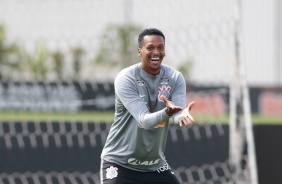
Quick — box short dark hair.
[138,28,165,48]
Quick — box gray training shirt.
[101,63,187,172]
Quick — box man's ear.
[138,48,142,57]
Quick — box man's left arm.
[167,73,195,126]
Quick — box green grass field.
[0,111,281,124]
[0,111,115,122]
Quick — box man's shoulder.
[115,64,138,82]
[161,64,174,70]
[161,64,181,75]
[119,63,138,74]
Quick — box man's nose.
[153,49,160,55]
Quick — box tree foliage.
[19,42,50,80]
[93,23,142,68]
[0,24,21,79]
[177,59,193,82]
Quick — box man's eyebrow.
[146,43,164,46]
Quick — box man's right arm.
[114,71,170,129]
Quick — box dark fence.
[1,81,282,183]
[0,121,281,183]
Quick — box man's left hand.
[178,101,195,127]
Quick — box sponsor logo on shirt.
[156,163,171,173]
[128,158,160,165]
[137,79,145,86]
[138,121,165,129]
[160,77,169,85]
[139,94,147,104]
[154,121,165,128]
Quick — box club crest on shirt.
[158,85,171,101]
[106,166,118,179]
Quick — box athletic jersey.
[100,63,187,172]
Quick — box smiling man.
[138,31,165,75]
[100,28,195,184]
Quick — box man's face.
[138,35,165,75]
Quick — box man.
[100,28,195,184]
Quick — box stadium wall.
[1,81,282,115]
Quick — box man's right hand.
[160,95,183,116]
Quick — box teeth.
[151,58,159,61]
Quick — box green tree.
[0,24,21,80]
[51,51,64,80]
[71,46,85,80]
[20,41,50,80]
[93,23,142,68]
[177,59,193,82]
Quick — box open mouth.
[151,57,160,62]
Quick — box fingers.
[181,106,195,122]
[187,101,195,111]
[178,116,194,127]
[179,121,184,127]
[179,101,196,127]
[160,95,168,103]
[187,112,195,122]
[166,106,183,116]
[186,101,195,122]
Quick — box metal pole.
[230,0,259,183]
[274,0,282,85]
[237,0,258,183]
